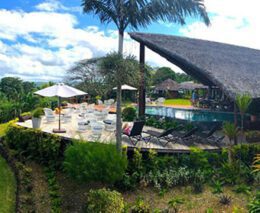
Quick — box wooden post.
[139,43,145,118]
[234,101,238,145]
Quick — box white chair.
[77,120,89,132]
[101,107,110,119]
[97,100,103,105]
[108,99,114,104]
[62,108,73,123]
[91,124,103,140]
[43,108,55,122]
[94,110,104,120]
[104,119,116,132]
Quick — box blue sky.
[0,0,259,81]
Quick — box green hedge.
[4,124,62,166]
[64,142,127,184]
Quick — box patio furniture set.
[43,101,116,140]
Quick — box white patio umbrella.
[34,83,87,133]
[113,84,137,91]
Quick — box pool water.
[145,106,242,122]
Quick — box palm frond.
[236,93,252,114]
[81,0,210,30]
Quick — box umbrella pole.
[53,96,66,133]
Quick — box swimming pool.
[145,106,242,122]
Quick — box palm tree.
[99,52,139,152]
[236,93,252,132]
[81,0,210,152]
[223,122,238,164]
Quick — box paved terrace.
[16,111,223,154]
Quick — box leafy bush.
[85,188,124,213]
[32,107,44,118]
[131,197,150,213]
[122,106,137,121]
[168,197,184,213]
[248,191,260,213]
[211,180,223,194]
[233,184,251,195]
[5,124,62,166]
[64,142,127,184]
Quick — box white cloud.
[0,4,184,82]
[180,0,260,49]
[35,0,81,13]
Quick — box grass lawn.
[0,156,16,213]
[164,98,191,106]
[0,122,10,137]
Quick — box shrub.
[122,106,137,121]
[31,107,44,118]
[211,180,223,194]
[131,197,150,213]
[233,184,251,195]
[192,171,205,193]
[248,191,260,213]
[188,147,210,170]
[5,124,62,166]
[168,197,184,213]
[63,142,127,184]
[85,188,124,213]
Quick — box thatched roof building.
[178,81,208,90]
[155,79,179,91]
[129,33,260,100]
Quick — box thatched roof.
[178,81,208,90]
[129,32,260,100]
[155,79,179,91]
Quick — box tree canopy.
[153,67,193,85]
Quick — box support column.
[138,43,145,118]
[234,101,238,145]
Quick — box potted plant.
[32,107,44,128]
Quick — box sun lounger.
[143,126,183,147]
[123,121,145,146]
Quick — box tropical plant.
[219,194,232,205]
[248,191,260,213]
[82,0,209,54]
[223,122,238,164]
[233,184,251,195]
[252,154,260,172]
[211,180,223,194]
[131,196,150,213]
[86,188,124,213]
[236,93,252,131]
[168,197,185,213]
[98,52,139,152]
[31,107,44,118]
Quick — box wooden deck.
[17,111,225,154]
